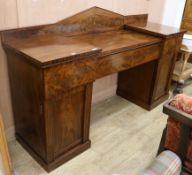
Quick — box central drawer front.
[96,44,161,78]
[44,43,161,100]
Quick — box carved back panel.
[1,7,148,42]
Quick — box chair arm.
[163,101,192,127]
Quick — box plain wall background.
[0,0,186,142]
[162,0,186,27]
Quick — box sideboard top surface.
[126,22,186,38]
[1,6,185,67]
[2,30,161,65]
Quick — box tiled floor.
[9,82,192,175]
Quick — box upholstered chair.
[141,150,182,175]
[142,94,192,175]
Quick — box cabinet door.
[44,82,92,161]
[52,87,86,157]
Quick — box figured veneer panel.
[152,36,184,101]
[124,14,148,26]
[42,7,125,35]
[45,86,85,158]
[44,57,98,100]
[96,44,161,79]
[44,44,161,99]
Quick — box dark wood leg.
[179,125,192,174]
[173,80,184,95]
[177,124,191,162]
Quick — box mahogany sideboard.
[1,7,185,172]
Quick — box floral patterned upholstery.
[165,94,192,170]
[170,94,192,114]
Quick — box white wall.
[0,0,18,141]
[148,0,166,24]
[0,0,150,141]
[162,0,186,28]
[16,0,149,27]
[148,0,186,27]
